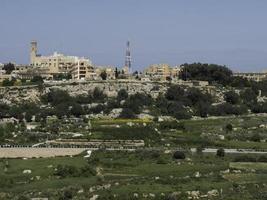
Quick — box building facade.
[143,64,181,81]
[30,41,93,76]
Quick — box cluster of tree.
[54,164,96,178]
[179,63,233,85]
[3,63,15,74]
[178,63,264,89]
[0,124,15,142]
[120,92,153,118]
[156,85,213,119]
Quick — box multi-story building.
[71,59,96,80]
[233,72,267,82]
[143,64,181,81]
[30,41,93,76]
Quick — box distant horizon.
[1,0,267,72]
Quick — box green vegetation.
[0,150,267,199]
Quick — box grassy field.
[0,150,266,199]
[230,162,267,171]
[1,116,267,199]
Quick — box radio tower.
[125,41,132,73]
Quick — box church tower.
[30,40,37,65]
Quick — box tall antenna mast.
[125,41,132,71]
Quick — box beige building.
[143,64,181,81]
[30,41,93,76]
[71,59,96,80]
[95,66,116,80]
[233,72,267,82]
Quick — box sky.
[0,0,267,72]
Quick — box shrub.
[156,157,168,164]
[258,155,267,162]
[251,133,261,142]
[225,123,233,132]
[117,89,128,101]
[173,151,186,159]
[119,108,136,119]
[54,165,79,178]
[224,91,239,104]
[216,148,225,157]
[159,121,185,130]
[234,155,257,162]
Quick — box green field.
[0,150,267,199]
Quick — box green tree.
[115,67,119,79]
[100,70,107,80]
[179,63,233,86]
[165,85,185,101]
[3,63,15,74]
[119,108,136,119]
[224,91,240,104]
[216,148,225,157]
[117,89,128,101]
[225,123,233,133]
[240,88,257,105]
[70,103,84,117]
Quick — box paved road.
[191,148,267,154]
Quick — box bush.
[225,123,233,132]
[216,148,225,157]
[234,155,257,162]
[173,151,186,159]
[119,108,136,119]
[54,165,79,178]
[251,133,261,142]
[179,63,233,86]
[224,91,239,104]
[117,89,128,101]
[258,155,267,162]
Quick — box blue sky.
[0,0,267,72]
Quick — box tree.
[2,78,15,86]
[3,63,15,74]
[240,88,257,105]
[165,85,185,101]
[224,91,239,104]
[251,133,261,142]
[70,103,84,117]
[117,89,128,101]
[100,70,107,80]
[195,101,210,117]
[173,151,186,159]
[92,87,106,102]
[179,63,233,86]
[216,148,225,157]
[115,67,119,79]
[225,123,233,133]
[42,89,73,106]
[119,108,135,119]
[167,101,191,120]
[186,87,212,106]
